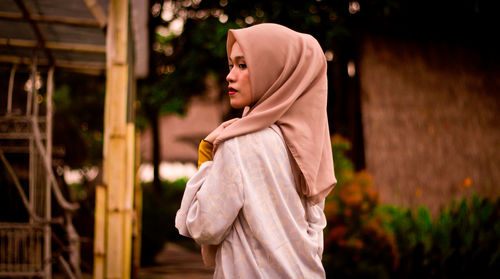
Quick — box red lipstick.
[228,86,238,96]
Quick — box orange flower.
[356,170,374,187]
[331,134,351,147]
[415,188,422,197]
[347,238,364,250]
[361,201,370,212]
[337,238,347,247]
[461,177,472,189]
[344,208,352,217]
[365,187,379,203]
[339,183,364,207]
[324,201,339,219]
[327,225,349,244]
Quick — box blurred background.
[0,0,499,278]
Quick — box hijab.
[206,23,336,204]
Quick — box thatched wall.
[359,35,500,214]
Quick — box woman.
[176,23,336,278]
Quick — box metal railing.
[1,61,81,278]
[0,223,45,277]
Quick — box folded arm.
[176,140,244,245]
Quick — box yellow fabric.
[198,139,217,267]
[198,140,213,169]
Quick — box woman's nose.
[226,68,236,83]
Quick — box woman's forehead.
[229,42,245,60]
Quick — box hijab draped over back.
[206,23,336,204]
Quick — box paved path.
[138,242,214,279]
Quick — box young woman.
[176,23,336,278]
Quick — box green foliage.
[377,195,500,279]
[52,73,105,167]
[438,195,500,277]
[138,0,359,126]
[330,135,355,186]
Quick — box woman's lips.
[228,87,238,96]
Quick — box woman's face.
[226,42,252,109]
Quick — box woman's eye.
[238,64,247,69]
[228,64,234,70]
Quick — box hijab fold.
[205,23,336,204]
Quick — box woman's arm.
[176,140,244,245]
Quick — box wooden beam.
[55,60,106,70]
[82,0,107,28]
[0,11,101,27]
[0,38,106,53]
[14,0,54,65]
[0,55,105,73]
[0,132,45,139]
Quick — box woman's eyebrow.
[229,56,245,63]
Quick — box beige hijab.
[206,23,336,204]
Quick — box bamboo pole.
[44,66,54,279]
[124,10,136,277]
[93,185,106,279]
[26,55,36,116]
[28,56,37,227]
[122,123,135,278]
[101,0,134,278]
[132,131,142,278]
[7,63,17,115]
[32,64,39,119]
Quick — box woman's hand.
[198,140,213,168]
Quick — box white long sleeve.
[176,125,326,278]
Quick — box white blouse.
[176,125,326,278]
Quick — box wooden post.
[99,0,135,278]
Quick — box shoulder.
[219,124,286,155]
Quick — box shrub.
[379,195,500,279]
[324,135,500,278]
[324,135,398,278]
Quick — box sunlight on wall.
[63,161,196,185]
[138,161,197,182]
[63,166,99,185]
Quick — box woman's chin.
[230,104,244,109]
[229,101,245,109]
